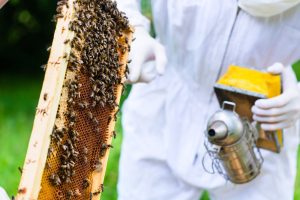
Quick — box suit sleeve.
[116,0,150,31]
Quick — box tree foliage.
[0,0,56,75]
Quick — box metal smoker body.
[205,101,263,184]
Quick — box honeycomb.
[17,0,132,199]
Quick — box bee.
[74,91,81,98]
[67,98,75,106]
[45,162,51,169]
[60,154,68,162]
[46,46,51,52]
[107,116,112,125]
[93,160,102,172]
[91,101,97,108]
[89,77,95,83]
[43,93,48,101]
[92,183,104,197]
[17,187,26,194]
[63,53,68,59]
[18,166,23,174]
[121,47,127,54]
[99,101,105,108]
[83,178,90,189]
[55,13,64,19]
[87,111,93,120]
[40,64,47,71]
[56,6,63,14]
[36,107,48,116]
[83,146,88,154]
[91,184,104,196]
[71,169,76,177]
[114,113,118,121]
[69,160,75,166]
[60,164,68,169]
[67,111,77,120]
[90,91,95,98]
[83,156,88,164]
[65,177,71,184]
[92,118,99,125]
[101,144,113,149]
[47,147,54,157]
[49,173,61,186]
[61,27,65,34]
[57,1,65,6]
[92,189,102,196]
[95,95,101,102]
[61,144,68,151]
[64,39,70,44]
[112,131,116,139]
[74,189,81,197]
[66,190,74,199]
[69,121,75,127]
[72,150,79,157]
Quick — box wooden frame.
[16,0,132,199]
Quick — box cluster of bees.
[43,0,131,199]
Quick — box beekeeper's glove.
[127,27,167,83]
[239,0,300,17]
[0,187,10,200]
[252,63,300,131]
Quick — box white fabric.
[239,0,300,17]
[0,187,9,200]
[116,0,300,199]
[252,63,300,130]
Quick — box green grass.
[0,76,42,196]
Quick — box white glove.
[238,0,300,17]
[252,63,300,131]
[0,0,8,9]
[0,187,10,200]
[127,27,167,83]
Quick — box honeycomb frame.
[16,0,132,199]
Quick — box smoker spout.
[207,121,228,140]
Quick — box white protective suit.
[0,187,9,200]
[116,1,300,200]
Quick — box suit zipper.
[193,6,241,166]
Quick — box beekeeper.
[116,1,300,200]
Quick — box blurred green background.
[0,1,299,200]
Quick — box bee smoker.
[204,101,263,184]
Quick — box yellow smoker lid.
[217,65,281,98]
